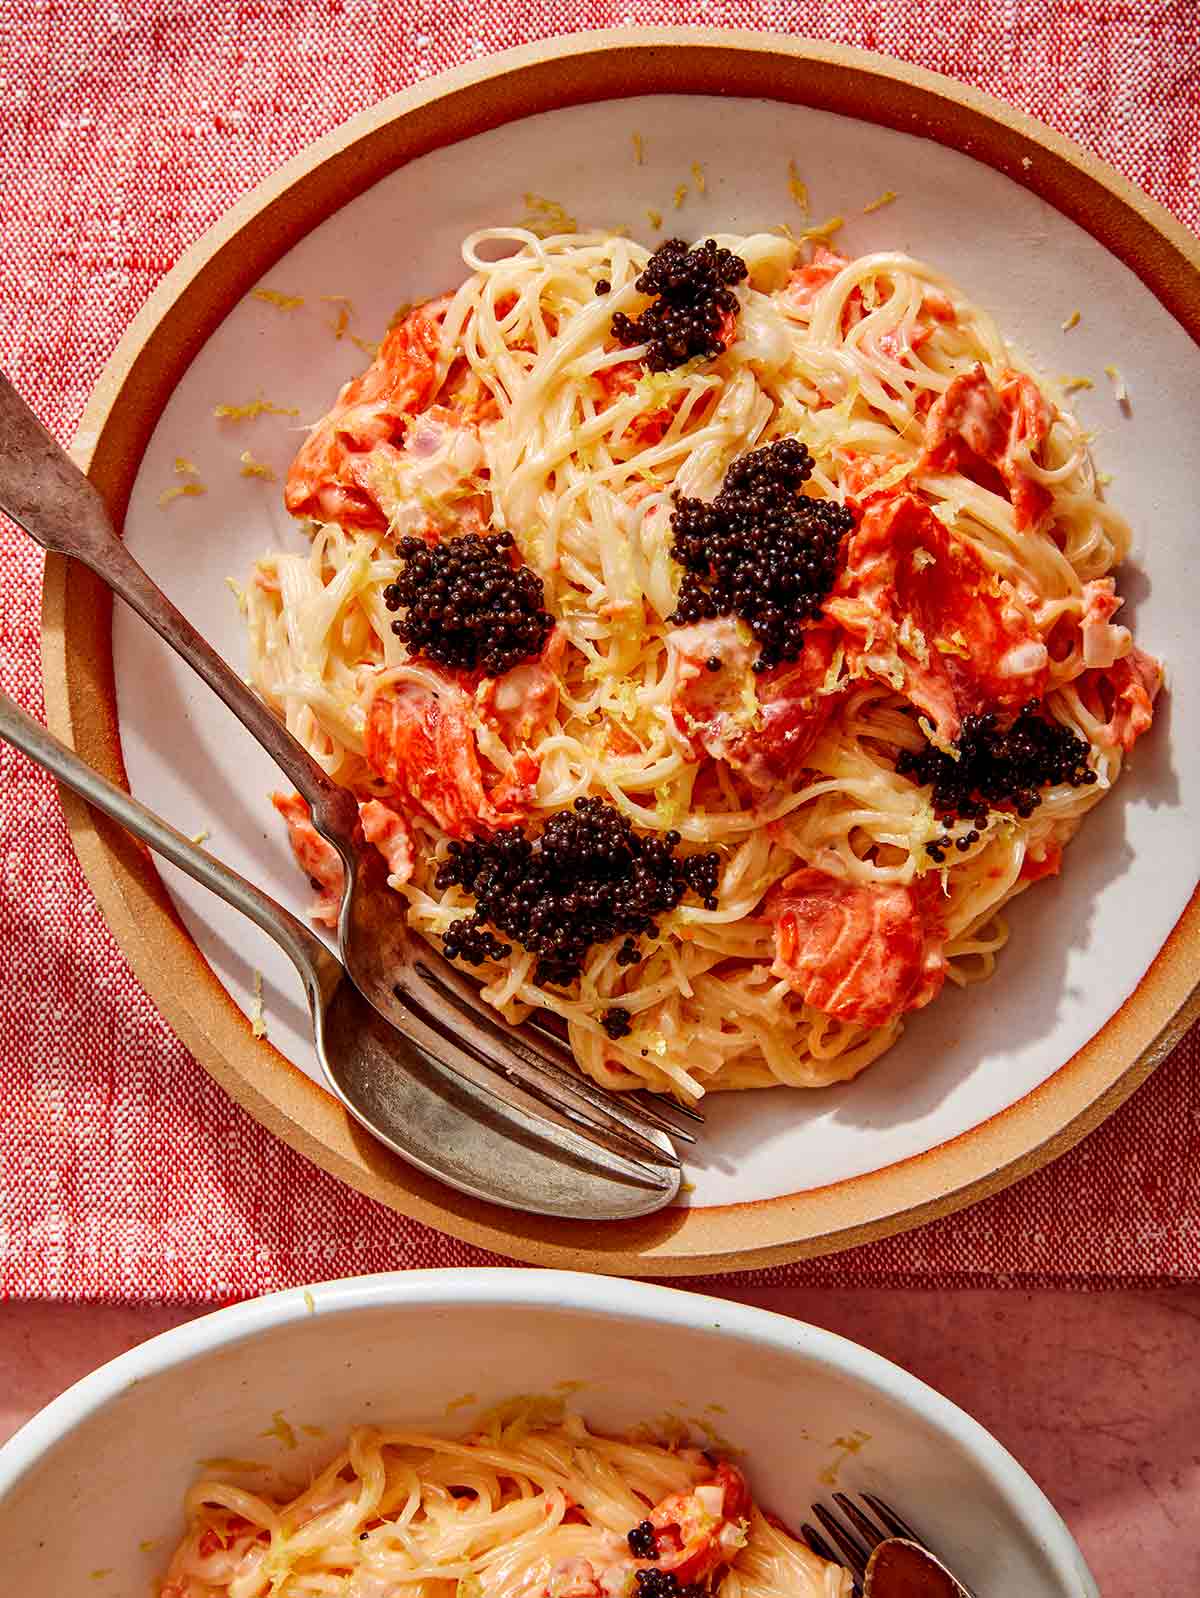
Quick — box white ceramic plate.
[46,33,1200,1269]
[0,1269,1099,1594]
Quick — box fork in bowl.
[0,371,698,1184]
[803,1493,974,1597]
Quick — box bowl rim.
[40,25,1200,1274]
[0,1266,1096,1593]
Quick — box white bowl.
[0,1270,1095,1594]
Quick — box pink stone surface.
[2,1288,1197,1590]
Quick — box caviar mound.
[611,237,748,372]
[898,699,1097,840]
[669,438,856,671]
[382,530,554,677]
[435,798,721,987]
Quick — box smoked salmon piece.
[358,799,415,881]
[668,618,839,783]
[921,363,1052,531]
[273,794,418,923]
[825,492,1048,745]
[272,791,345,926]
[786,246,851,309]
[364,680,538,838]
[476,628,565,746]
[1082,646,1162,752]
[285,297,449,531]
[765,866,947,1029]
[644,1462,753,1584]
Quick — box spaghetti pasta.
[158,1409,850,1598]
[244,226,1160,1102]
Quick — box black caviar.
[435,798,721,987]
[611,237,748,372]
[635,1571,704,1598]
[897,700,1097,841]
[627,1521,659,1559]
[601,1007,634,1041]
[382,530,554,677]
[669,438,856,672]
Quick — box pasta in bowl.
[244,224,1160,1104]
[159,1406,849,1598]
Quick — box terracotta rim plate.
[42,28,1200,1274]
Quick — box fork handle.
[0,686,335,1001]
[0,370,360,851]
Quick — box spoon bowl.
[0,685,680,1218]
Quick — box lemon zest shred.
[173,455,199,475]
[520,193,578,237]
[632,131,645,165]
[1059,375,1093,394]
[1061,309,1081,331]
[690,161,707,195]
[1104,364,1130,406]
[862,189,897,214]
[213,399,299,420]
[239,449,277,481]
[787,158,809,215]
[159,482,206,508]
[252,288,304,311]
[798,215,845,243]
[261,1410,297,1448]
[350,334,380,358]
[672,184,688,210]
[646,207,663,229]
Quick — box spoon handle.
[0,370,359,850]
[0,687,334,1003]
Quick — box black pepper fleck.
[611,237,748,372]
[434,797,720,986]
[382,530,554,677]
[669,437,856,671]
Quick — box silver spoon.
[0,688,680,1217]
[0,370,697,1174]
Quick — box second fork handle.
[73,530,362,851]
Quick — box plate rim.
[40,25,1200,1275]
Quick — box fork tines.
[802,1491,929,1591]
[405,957,702,1168]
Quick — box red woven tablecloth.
[2,2,1198,1302]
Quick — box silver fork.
[0,370,700,1175]
[802,1493,974,1597]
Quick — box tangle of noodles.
[244,227,1160,1103]
[158,1408,850,1598]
